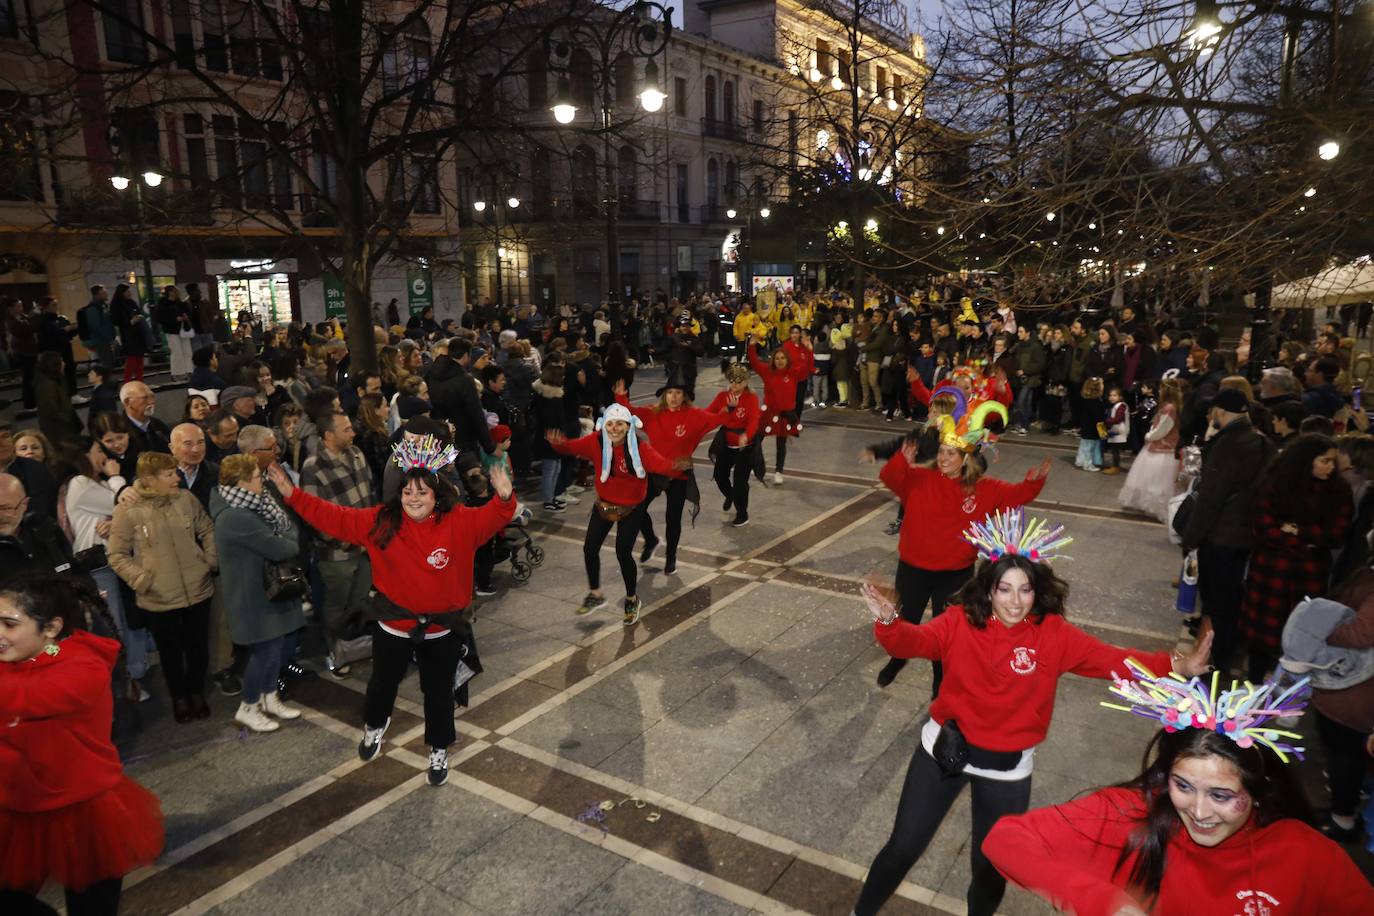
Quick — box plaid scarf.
[216,484,292,535]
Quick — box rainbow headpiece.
[1102,660,1310,763]
[963,508,1072,563]
[392,434,458,473]
[937,398,1009,454]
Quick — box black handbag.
[263,558,308,602]
[1170,491,1197,538]
[932,719,970,777]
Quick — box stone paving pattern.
[47,365,1373,915]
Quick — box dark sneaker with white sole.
[578,592,608,615]
[639,538,660,564]
[427,746,449,786]
[358,717,390,762]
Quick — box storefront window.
[217,273,290,327]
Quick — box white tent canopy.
[1272,256,1374,309]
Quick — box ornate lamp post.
[109,170,164,305]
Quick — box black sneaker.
[663,556,678,575]
[543,501,565,513]
[359,718,390,762]
[730,515,750,528]
[427,746,449,786]
[722,496,733,512]
[877,658,906,687]
[639,537,660,564]
[212,668,242,697]
[475,584,497,597]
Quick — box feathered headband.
[392,434,458,473]
[1102,660,1310,763]
[964,508,1072,563]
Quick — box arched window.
[572,144,598,217]
[704,75,716,126]
[724,160,739,204]
[706,158,719,209]
[570,48,595,109]
[617,145,637,204]
[615,54,636,107]
[722,80,735,126]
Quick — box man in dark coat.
[36,297,79,394]
[1178,388,1276,674]
[426,338,494,455]
[0,472,73,581]
[171,422,218,510]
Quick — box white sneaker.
[565,484,586,495]
[235,701,280,732]
[261,691,301,720]
[772,471,784,485]
[560,492,582,505]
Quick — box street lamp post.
[549,1,672,327]
[109,170,164,305]
[723,182,772,296]
[472,196,521,306]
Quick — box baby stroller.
[460,455,545,585]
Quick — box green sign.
[323,271,347,318]
[407,267,433,315]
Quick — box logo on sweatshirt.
[1235,889,1279,915]
[675,424,687,437]
[961,495,978,514]
[426,548,450,570]
[1010,647,1037,675]
[617,457,630,475]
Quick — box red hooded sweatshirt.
[984,786,1374,916]
[705,390,761,448]
[286,486,515,633]
[615,393,729,478]
[0,631,124,812]
[551,433,675,506]
[747,343,805,414]
[879,453,1045,571]
[875,608,1173,752]
[782,339,816,376]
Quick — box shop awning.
[1272,257,1374,309]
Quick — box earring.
[43,643,60,657]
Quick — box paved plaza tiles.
[74,368,1371,915]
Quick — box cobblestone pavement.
[55,367,1374,914]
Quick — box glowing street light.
[1303,187,1316,198]
[1318,140,1341,160]
[640,60,665,112]
[726,208,738,219]
[507,196,521,208]
[109,175,130,190]
[864,218,878,231]
[830,75,843,91]
[473,200,487,212]
[759,207,771,218]
[142,171,164,188]
[1045,211,1056,221]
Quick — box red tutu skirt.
[761,409,801,438]
[0,777,164,892]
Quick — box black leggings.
[364,627,464,749]
[774,437,787,473]
[640,476,690,562]
[2,877,123,916]
[881,562,974,693]
[713,445,753,518]
[585,504,646,595]
[142,599,211,700]
[1317,710,1369,818]
[855,746,1032,916]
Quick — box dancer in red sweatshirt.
[614,373,732,576]
[875,421,1052,691]
[706,363,762,527]
[0,574,164,916]
[548,403,680,624]
[267,436,515,787]
[854,514,1214,916]
[747,340,806,485]
[985,670,1374,915]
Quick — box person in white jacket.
[59,434,153,697]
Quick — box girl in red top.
[855,519,1214,916]
[747,339,806,485]
[0,574,164,916]
[876,423,1051,690]
[547,404,679,625]
[613,373,731,576]
[705,363,762,527]
[266,439,515,788]
[781,323,816,415]
[985,674,1374,916]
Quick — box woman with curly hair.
[1238,433,1352,682]
[855,524,1214,916]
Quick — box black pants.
[713,445,753,519]
[15,352,36,408]
[881,562,974,693]
[142,599,211,700]
[585,504,645,595]
[475,538,497,590]
[1105,442,1123,468]
[855,746,1032,916]
[1317,710,1368,818]
[640,476,690,564]
[774,437,787,473]
[1197,543,1249,674]
[364,627,464,748]
[2,878,122,916]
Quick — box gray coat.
[1281,597,1374,691]
[208,489,306,645]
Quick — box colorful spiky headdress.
[391,434,458,473]
[1102,659,1310,762]
[963,508,1072,563]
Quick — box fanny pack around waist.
[932,718,1024,777]
[368,590,473,641]
[595,500,637,522]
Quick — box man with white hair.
[120,380,171,454]
[1258,366,1301,409]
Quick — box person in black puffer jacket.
[426,338,493,456]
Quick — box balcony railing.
[701,118,748,142]
[618,198,661,221]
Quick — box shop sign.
[323,272,347,318]
[407,266,433,315]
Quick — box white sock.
[1332,813,1357,830]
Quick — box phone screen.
[1355,387,1363,411]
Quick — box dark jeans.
[639,475,690,563]
[364,627,464,749]
[881,561,975,693]
[584,503,646,595]
[142,599,211,700]
[855,745,1032,916]
[1316,710,1368,818]
[1197,543,1249,675]
[1105,442,1123,468]
[713,444,753,519]
[243,632,294,704]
